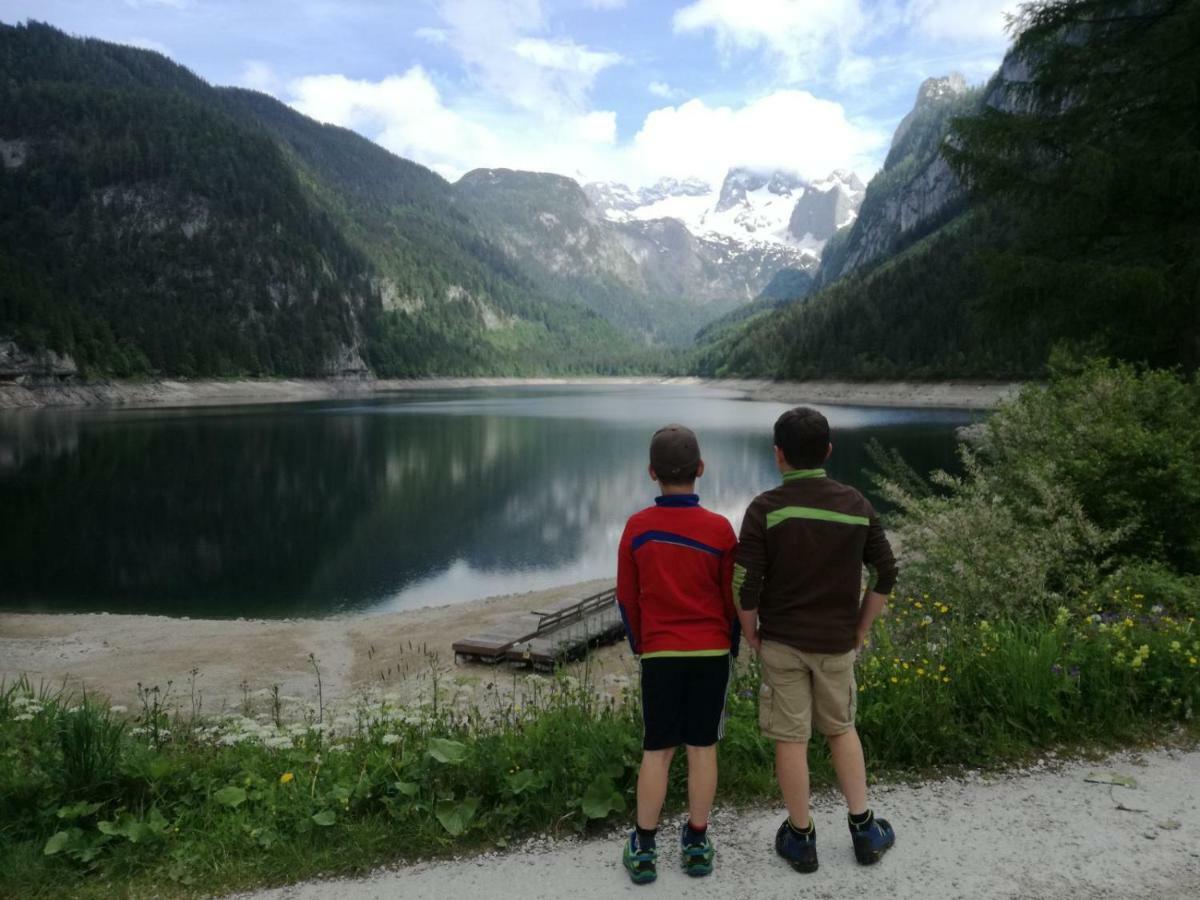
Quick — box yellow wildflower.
[280,772,295,785]
[942,677,950,683]
[890,676,899,684]
[938,664,947,673]
[916,668,925,676]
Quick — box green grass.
[1,585,1197,899]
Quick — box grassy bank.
[1,585,1196,899]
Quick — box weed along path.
[233,745,1200,900]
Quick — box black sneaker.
[622,831,657,885]
[849,814,895,865]
[774,818,818,873]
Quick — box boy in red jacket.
[616,424,738,885]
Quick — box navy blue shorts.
[640,654,731,750]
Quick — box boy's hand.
[745,630,762,654]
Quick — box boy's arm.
[733,501,767,652]
[718,524,742,654]
[616,523,641,655]
[858,514,898,650]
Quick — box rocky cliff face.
[816,74,977,285]
[0,338,78,383]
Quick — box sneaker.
[680,829,715,878]
[623,831,658,885]
[849,814,895,865]
[774,818,818,873]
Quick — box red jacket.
[616,494,738,658]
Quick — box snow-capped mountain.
[584,168,865,268]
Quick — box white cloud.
[512,38,622,77]
[674,0,867,82]
[287,68,501,179]
[435,0,621,114]
[904,0,1020,43]
[631,90,887,184]
[586,0,627,8]
[279,65,883,189]
[239,60,282,94]
[648,81,683,99]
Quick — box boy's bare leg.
[827,728,868,815]
[636,748,676,829]
[775,740,811,827]
[685,744,718,826]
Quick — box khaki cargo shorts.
[758,640,857,742]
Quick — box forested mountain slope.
[697,0,1199,380]
[0,22,639,378]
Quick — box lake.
[0,384,977,618]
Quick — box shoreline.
[0,579,627,715]
[0,375,1022,411]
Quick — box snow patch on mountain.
[585,168,864,265]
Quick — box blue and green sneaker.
[681,829,715,877]
[849,814,895,865]
[623,831,658,885]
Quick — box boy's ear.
[648,463,659,482]
[824,442,833,462]
[696,459,705,479]
[773,445,787,467]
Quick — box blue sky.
[2,0,1021,186]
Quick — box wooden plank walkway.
[452,586,624,671]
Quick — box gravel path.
[233,744,1200,900]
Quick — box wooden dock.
[452,586,625,672]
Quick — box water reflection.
[0,386,975,617]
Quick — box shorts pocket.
[758,681,774,732]
[820,650,855,673]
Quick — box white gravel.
[231,744,1200,900]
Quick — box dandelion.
[280,772,295,785]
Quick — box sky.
[1,0,1021,187]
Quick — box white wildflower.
[381,733,400,746]
[13,713,34,722]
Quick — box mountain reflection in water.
[0,385,976,618]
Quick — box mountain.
[588,167,865,265]
[816,74,979,286]
[456,168,831,344]
[0,21,643,379]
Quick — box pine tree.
[945,0,1200,370]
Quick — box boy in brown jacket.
[734,406,897,872]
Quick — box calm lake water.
[0,384,977,618]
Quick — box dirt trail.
[231,744,1200,900]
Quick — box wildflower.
[1069,666,1080,679]
[280,772,295,785]
[889,676,899,684]
[921,615,933,627]
[938,664,947,673]
[942,677,950,683]
[1123,617,1135,629]
[1051,664,1063,676]
[110,705,128,714]
[381,733,400,746]
[1131,656,1143,669]
[1190,657,1198,666]
[1054,607,1070,627]
[1170,641,1182,652]
[916,668,925,676]
[13,713,33,722]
